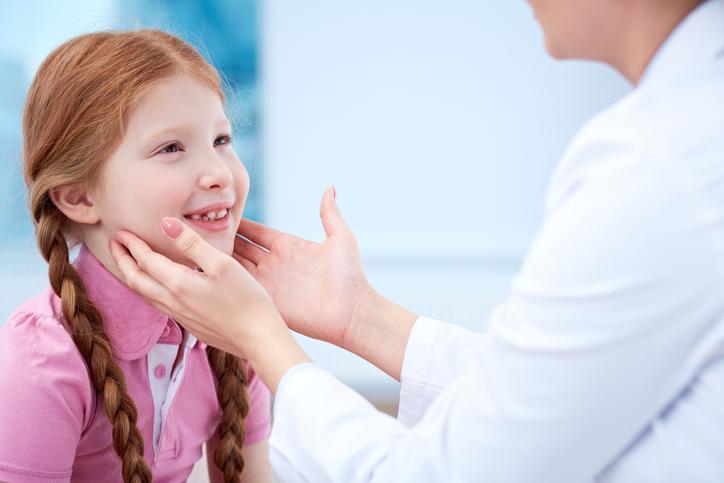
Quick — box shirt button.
[154,364,167,379]
[161,325,171,337]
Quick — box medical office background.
[0,0,630,409]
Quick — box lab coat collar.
[640,0,724,86]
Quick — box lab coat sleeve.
[397,316,485,426]
[268,133,724,481]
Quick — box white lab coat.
[269,1,724,481]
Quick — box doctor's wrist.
[343,286,417,380]
[245,322,312,394]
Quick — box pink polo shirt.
[0,245,271,482]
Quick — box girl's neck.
[81,236,126,284]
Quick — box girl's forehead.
[125,74,227,138]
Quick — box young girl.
[0,30,272,482]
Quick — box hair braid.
[35,205,153,483]
[207,347,250,482]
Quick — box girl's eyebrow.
[215,119,232,130]
[143,118,231,146]
[143,125,193,145]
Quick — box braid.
[36,206,153,483]
[207,347,250,482]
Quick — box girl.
[0,30,272,482]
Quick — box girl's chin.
[204,235,235,256]
[138,227,234,267]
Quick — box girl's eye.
[159,142,182,154]
[214,134,232,146]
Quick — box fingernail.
[162,217,183,239]
[332,185,336,200]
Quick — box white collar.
[640,0,724,86]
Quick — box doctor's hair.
[23,30,250,483]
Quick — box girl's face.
[88,73,249,266]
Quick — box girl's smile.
[183,201,236,232]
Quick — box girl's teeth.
[189,208,229,221]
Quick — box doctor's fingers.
[114,229,194,289]
[237,217,284,249]
[234,234,269,265]
[232,252,258,275]
[109,238,178,314]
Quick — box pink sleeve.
[0,310,93,483]
[243,365,271,444]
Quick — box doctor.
[110,0,724,481]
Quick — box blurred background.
[0,0,630,429]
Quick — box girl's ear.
[49,186,101,225]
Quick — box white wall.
[261,0,631,398]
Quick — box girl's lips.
[183,211,231,232]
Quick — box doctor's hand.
[109,221,310,393]
[234,187,417,380]
[234,187,369,346]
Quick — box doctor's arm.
[229,187,486,400]
[111,161,720,480]
[265,164,720,482]
[111,187,484,396]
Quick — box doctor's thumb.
[320,186,352,238]
[161,216,220,272]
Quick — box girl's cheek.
[228,167,249,221]
[236,162,251,194]
[125,180,185,232]
[225,155,247,189]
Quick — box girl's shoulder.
[11,285,62,316]
[0,287,94,408]
[2,287,73,348]
[0,288,96,481]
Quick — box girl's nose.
[198,153,233,190]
